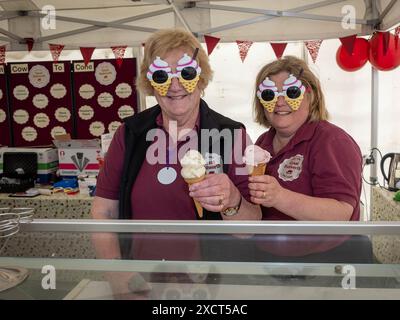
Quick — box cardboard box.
[0,147,58,183]
[53,139,101,176]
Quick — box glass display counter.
[1,219,400,300]
[371,186,400,263]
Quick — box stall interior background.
[3,37,400,220]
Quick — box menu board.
[0,64,10,146]
[73,58,137,139]
[8,61,73,146]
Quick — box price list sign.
[73,58,137,139]
[8,61,73,146]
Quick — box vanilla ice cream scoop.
[180,150,206,179]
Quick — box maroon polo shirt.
[95,112,250,260]
[255,120,362,256]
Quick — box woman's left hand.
[248,175,285,208]
[189,173,241,213]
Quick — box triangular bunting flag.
[111,46,127,68]
[204,35,220,56]
[236,40,253,62]
[0,45,6,64]
[382,32,390,55]
[48,43,64,62]
[270,43,287,59]
[80,47,95,66]
[305,40,323,63]
[25,38,34,52]
[395,26,400,49]
[339,34,357,55]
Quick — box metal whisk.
[0,208,33,293]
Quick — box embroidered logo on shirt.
[278,154,304,181]
[205,152,223,174]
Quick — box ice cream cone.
[251,163,267,176]
[287,93,303,111]
[184,175,205,218]
[180,75,200,93]
[243,145,271,176]
[249,163,267,176]
[180,150,206,218]
[261,99,277,113]
[150,79,171,96]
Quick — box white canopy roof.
[0,0,399,50]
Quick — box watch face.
[223,208,239,216]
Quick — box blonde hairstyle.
[136,28,213,96]
[254,56,329,128]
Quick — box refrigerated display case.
[1,218,400,300]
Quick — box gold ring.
[262,191,266,199]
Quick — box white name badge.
[157,167,177,185]
[205,152,223,174]
[278,154,304,182]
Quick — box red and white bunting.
[236,40,253,62]
[111,45,127,68]
[270,43,287,59]
[48,43,65,62]
[0,45,6,64]
[305,40,323,63]
[25,38,34,52]
[204,35,220,56]
[80,47,95,66]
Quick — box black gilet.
[119,99,244,221]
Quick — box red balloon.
[369,32,400,71]
[336,38,369,71]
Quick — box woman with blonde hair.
[94,28,259,232]
[91,28,261,298]
[249,56,371,262]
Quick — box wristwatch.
[221,196,242,217]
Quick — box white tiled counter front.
[0,193,96,259]
[371,187,400,263]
